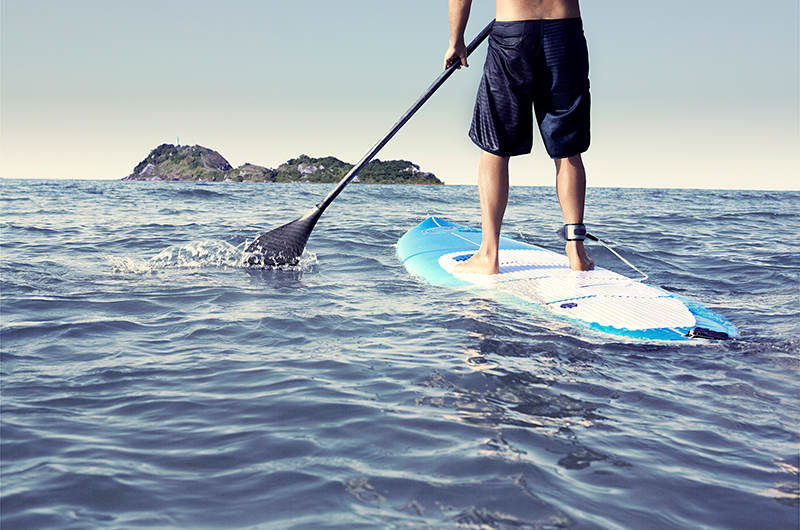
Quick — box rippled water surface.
[2,179,798,529]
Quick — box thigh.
[535,19,591,158]
[469,21,541,157]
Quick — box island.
[122,144,443,185]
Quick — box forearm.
[448,0,472,47]
[445,0,472,68]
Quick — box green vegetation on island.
[123,144,443,185]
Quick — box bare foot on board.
[451,251,499,275]
[566,241,594,271]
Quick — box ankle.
[565,240,586,253]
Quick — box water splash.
[103,255,158,274]
[150,239,245,269]
[104,239,317,273]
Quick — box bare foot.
[566,241,595,271]
[451,251,499,274]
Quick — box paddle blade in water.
[244,207,322,268]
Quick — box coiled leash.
[558,224,649,281]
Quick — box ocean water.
[1,179,798,530]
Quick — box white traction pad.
[439,249,696,331]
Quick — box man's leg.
[555,154,594,271]
[452,150,509,274]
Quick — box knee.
[480,150,510,178]
[481,150,510,166]
[555,155,585,180]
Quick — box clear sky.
[2,0,798,189]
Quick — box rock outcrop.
[123,145,443,185]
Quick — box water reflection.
[415,300,618,476]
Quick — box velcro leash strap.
[557,224,596,242]
[565,223,586,241]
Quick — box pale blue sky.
[2,0,798,189]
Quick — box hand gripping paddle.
[245,20,495,268]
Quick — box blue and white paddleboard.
[397,217,738,341]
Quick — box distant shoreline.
[121,144,444,185]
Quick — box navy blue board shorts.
[469,18,590,159]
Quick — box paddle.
[245,20,495,268]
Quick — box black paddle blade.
[244,207,322,268]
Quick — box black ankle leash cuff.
[555,224,646,280]
[557,224,596,242]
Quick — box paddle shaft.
[244,20,494,267]
[313,20,495,213]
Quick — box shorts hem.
[547,146,589,160]
[470,137,532,158]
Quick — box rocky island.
[122,144,443,185]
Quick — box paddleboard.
[396,217,738,341]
